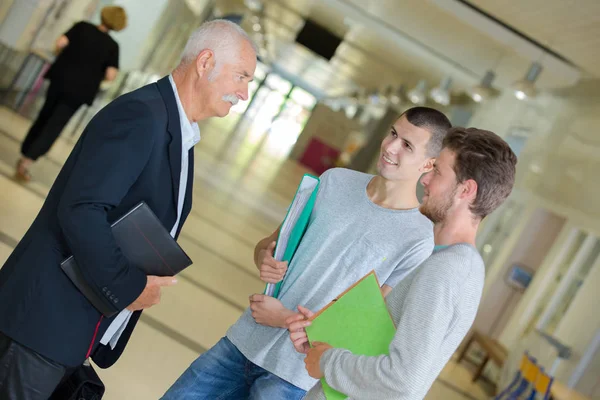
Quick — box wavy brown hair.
[443,127,517,219]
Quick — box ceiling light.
[469,70,495,103]
[513,62,542,100]
[408,80,427,105]
[244,0,263,11]
[529,163,542,174]
[368,91,380,105]
[356,88,368,105]
[378,85,391,105]
[389,90,401,105]
[430,77,452,106]
[352,105,364,121]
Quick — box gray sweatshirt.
[227,168,433,391]
[304,244,484,400]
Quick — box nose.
[384,139,401,155]
[237,84,249,101]
[383,142,398,155]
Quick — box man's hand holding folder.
[262,174,320,298]
[287,307,334,379]
[248,174,319,329]
[250,233,294,327]
[286,305,314,353]
[256,240,288,284]
[126,275,178,311]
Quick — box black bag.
[49,361,105,400]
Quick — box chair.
[495,352,549,400]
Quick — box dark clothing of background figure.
[21,21,119,160]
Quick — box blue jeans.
[161,337,306,400]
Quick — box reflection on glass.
[545,238,600,334]
[524,230,588,336]
[345,104,358,119]
[264,102,310,158]
[265,74,292,94]
[215,65,318,161]
[247,88,286,139]
[290,87,317,109]
[478,199,521,267]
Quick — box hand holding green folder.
[305,271,396,400]
[264,174,320,298]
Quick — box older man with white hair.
[0,19,256,399]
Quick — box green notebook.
[264,174,320,298]
[305,271,396,400]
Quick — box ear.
[195,49,215,78]
[419,158,435,174]
[459,179,478,202]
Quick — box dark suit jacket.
[0,76,193,367]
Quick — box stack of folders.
[306,271,396,400]
[264,174,320,298]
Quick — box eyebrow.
[241,71,254,82]
[392,127,414,148]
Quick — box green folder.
[305,271,396,400]
[264,174,320,298]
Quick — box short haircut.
[401,107,452,157]
[180,19,257,78]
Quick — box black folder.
[61,202,192,317]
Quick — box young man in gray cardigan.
[288,127,517,400]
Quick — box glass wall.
[476,199,523,269]
[539,233,600,335]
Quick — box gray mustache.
[222,94,239,105]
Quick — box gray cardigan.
[304,244,484,400]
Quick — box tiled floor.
[0,104,493,399]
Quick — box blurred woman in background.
[16,6,127,181]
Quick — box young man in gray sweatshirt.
[288,127,517,400]
[162,107,452,399]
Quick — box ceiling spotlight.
[408,80,427,105]
[353,105,364,121]
[244,0,263,11]
[382,85,404,106]
[513,62,542,100]
[368,89,380,105]
[470,70,495,103]
[390,89,401,106]
[430,76,452,106]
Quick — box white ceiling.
[213,0,600,220]
[217,0,599,98]
[468,0,600,77]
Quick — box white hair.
[180,19,257,81]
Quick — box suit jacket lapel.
[182,148,194,221]
[156,76,181,211]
